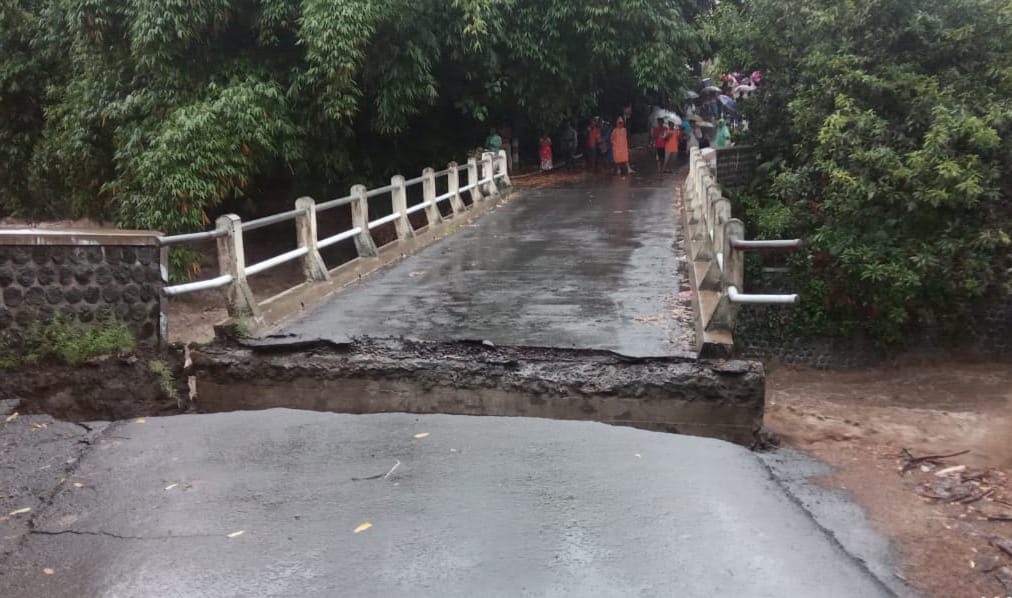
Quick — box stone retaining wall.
[0,230,165,345]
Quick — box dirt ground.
[766,361,1012,598]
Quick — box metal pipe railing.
[157,229,225,246]
[317,194,355,212]
[727,286,798,305]
[367,212,402,229]
[365,185,396,199]
[318,227,363,249]
[163,274,233,296]
[245,246,309,277]
[730,239,803,251]
[156,150,507,311]
[405,201,431,215]
[242,207,304,232]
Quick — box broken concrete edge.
[676,179,734,357]
[188,335,767,447]
[210,188,513,341]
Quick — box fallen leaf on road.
[9,507,31,516]
[413,432,430,439]
[43,568,54,575]
[164,483,178,491]
[634,453,642,458]
[227,530,245,538]
[354,522,372,534]
[4,412,17,423]
[73,483,84,488]
[135,418,146,424]
[408,271,425,278]
[31,423,46,430]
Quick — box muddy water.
[766,361,1012,467]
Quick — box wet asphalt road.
[280,169,693,357]
[0,411,896,598]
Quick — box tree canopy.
[1,0,706,235]
[708,0,1012,345]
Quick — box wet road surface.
[0,410,896,597]
[280,170,693,357]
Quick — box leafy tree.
[1,0,705,251]
[710,0,1012,346]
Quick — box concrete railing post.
[447,162,466,214]
[390,175,415,240]
[706,218,746,332]
[350,184,378,257]
[481,151,497,196]
[467,157,484,202]
[497,149,511,186]
[422,167,444,227]
[294,197,330,282]
[215,214,258,319]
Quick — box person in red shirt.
[652,117,668,174]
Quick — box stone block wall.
[0,230,165,345]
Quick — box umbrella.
[698,121,716,128]
[702,86,722,94]
[688,114,705,124]
[717,94,738,113]
[683,90,699,100]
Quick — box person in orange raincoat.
[611,117,630,178]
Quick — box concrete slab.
[0,410,894,597]
[278,176,693,357]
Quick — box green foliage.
[2,0,707,252]
[0,314,135,369]
[711,0,1012,346]
[147,359,179,401]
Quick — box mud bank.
[0,350,187,421]
[189,337,766,445]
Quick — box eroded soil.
[766,361,1012,598]
[0,349,187,421]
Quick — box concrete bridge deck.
[278,171,694,358]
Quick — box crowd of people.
[481,72,761,178]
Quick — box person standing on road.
[539,133,553,171]
[652,117,668,174]
[611,117,630,178]
[561,121,578,170]
[601,119,614,167]
[662,120,680,173]
[586,118,601,173]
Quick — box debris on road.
[353,522,372,534]
[899,448,970,474]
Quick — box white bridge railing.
[158,150,510,318]
[684,147,799,336]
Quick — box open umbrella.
[698,121,716,128]
[717,94,738,113]
[683,90,699,100]
[702,85,722,94]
